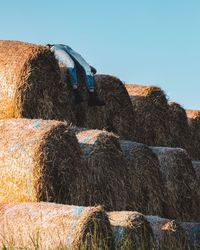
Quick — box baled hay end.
[108,211,154,250]
[151,147,200,221]
[0,40,71,121]
[0,119,85,205]
[75,128,128,211]
[0,202,114,249]
[186,110,200,160]
[120,140,164,216]
[146,216,189,250]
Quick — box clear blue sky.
[0,0,199,109]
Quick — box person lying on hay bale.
[47,44,105,107]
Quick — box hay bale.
[120,140,164,216]
[0,119,85,204]
[186,110,200,160]
[0,40,75,123]
[192,161,200,183]
[108,211,154,250]
[168,102,191,152]
[146,216,189,250]
[180,222,200,250]
[75,128,128,211]
[151,147,200,221]
[86,75,135,140]
[125,84,172,146]
[0,202,114,249]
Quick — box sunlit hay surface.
[0,119,85,205]
[187,110,200,160]
[120,140,164,216]
[86,75,135,140]
[125,84,172,146]
[146,216,189,250]
[151,147,200,221]
[0,202,114,250]
[74,128,128,211]
[108,211,154,250]
[0,40,72,121]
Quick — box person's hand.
[90,65,97,75]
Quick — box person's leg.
[52,48,78,89]
[62,46,95,91]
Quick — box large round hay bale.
[146,216,189,250]
[180,222,200,250]
[120,140,164,216]
[86,75,135,140]
[108,211,154,250]
[0,202,114,249]
[75,128,128,211]
[0,40,75,122]
[186,110,200,160]
[168,102,191,152]
[125,84,172,146]
[0,119,85,204]
[151,147,200,221]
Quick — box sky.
[0,0,199,109]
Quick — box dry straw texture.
[86,75,135,140]
[120,140,164,216]
[187,110,200,160]
[180,222,200,250]
[151,147,200,221]
[146,216,189,250]
[168,102,192,154]
[0,119,85,204]
[108,211,154,250]
[0,40,76,122]
[75,128,128,211]
[0,202,114,250]
[125,84,172,146]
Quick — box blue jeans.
[51,44,94,91]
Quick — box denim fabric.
[51,44,94,90]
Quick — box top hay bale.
[125,84,172,146]
[151,147,200,221]
[0,40,75,122]
[0,119,85,204]
[186,110,200,160]
[75,128,128,211]
[0,202,114,249]
[86,75,135,140]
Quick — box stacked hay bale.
[0,40,75,123]
[146,216,189,250]
[0,202,114,249]
[86,75,135,140]
[151,147,200,221]
[180,222,200,250]
[168,102,191,152]
[186,110,200,160]
[75,128,128,211]
[120,140,164,216]
[108,211,154,250]
[125,84,172,146]
[192,161,200,183]
[0,119,86,205]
